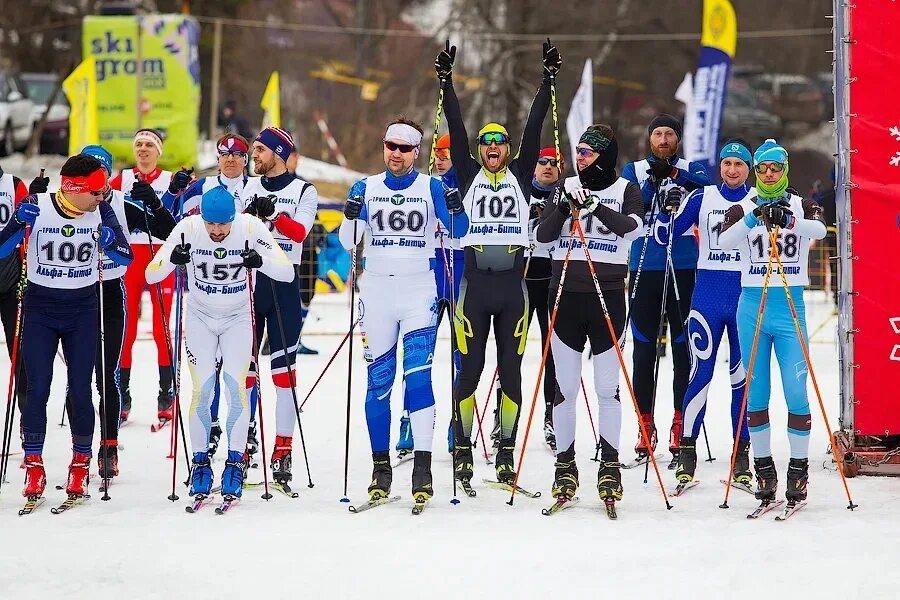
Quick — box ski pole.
[340,219,358,503]
[269,277,314,489]
[95,226,111,500]
[768,228,857,510]
[0,228,28,491]
[581,378,599,448]
[720,228,779,509]
[298,318,358,411]
[168,266,187,501]
[472,366,498,463]
[571,217,672,509]
[246,253,273,501]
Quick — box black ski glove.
[171,234,191,265]
[663,188,684,213]
[344,195,363,220]
[763,202,793,229]
[168,167,193,194]
[28,174,50,194]
[241,241,263,269]
[131,180,162,211]
[648,158,675,182]
[554,186,571,217]
[542,38,562,83]
[444,188,463,215]
[435,40,456,83]
[246,194,277,220]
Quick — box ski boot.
[669,411,682,454]
[189,452,213,497]
[221,450,246,497]
[785,458,809,503]
[495,442,516,484]
[119,368,132,422]
[675,437,697,483]
[395,414,413,456]
[208,420,222,457]
[98,440,119,480]
[246,419,259,457]
[411,451,433,503]
[368,451,392,500]
[489,407,501,455]
[452,442,474,486]
[543,411,557,453]
[551,449,578,500]
[65,452,91,497]
[597,458,623,501]
[634,413,657,458]
[157,390,174,421]
[732,439,752,485]
[22,454,46,497]
[297,342,319,355]
[271,436,293,484]
[753,456,778,502]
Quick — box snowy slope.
[0,289,894,599]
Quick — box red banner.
[849,2,900,435]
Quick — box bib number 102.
[475,195,517,220]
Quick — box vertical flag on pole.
[566,59,593,162]
[260,71,281,129]
[62,58,99,156]
[682,0,737,170]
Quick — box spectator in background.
[219,99,254,140]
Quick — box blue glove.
[14,202,40,225]
[97,225,116,249]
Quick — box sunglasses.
[218,150,247,158]
[384,141,418,153]
[477,132,510,146]
[576,147,596,157]
[755,162,785,174]
[89,189,105,197]
[537,157,559,167]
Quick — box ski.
[604,498,618,520]
[150,418,171,433]
[458,479,477,497]
[746,499,785,519]
[18,496,45,516]
[348,495,401,513]
[542,496,579,516]
[720,479,755,496]
[51,494,89,514]
[185,495,211,513]
[482,479,542,498]
[669,480,700,497]
[412,493,430,515]
[215,496,240,514]
[392,451,414,468]
[621,452,663,470]
[774,501,807,521]
[272,482,300,498]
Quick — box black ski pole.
[340,219,358,503]
[95,225,111,500]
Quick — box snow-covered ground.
[0,288,895,599]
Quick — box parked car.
[748,73,825,126]
[22,73,69,155]
[0,71,35,156]
[720,88,783,144]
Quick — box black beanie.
[648,113,682,140]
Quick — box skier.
[145,186,294,499]
[109,129,185,423]
[621,114,710,466]
[339,117,468,505]
[240,127,319,485]
[72,145,176,478]
[718,139,826,507]
[161,133,252,456]
[436,39,560,486]
[397,132,464,457]
[535,125,643,504]
[659,140,754,486]
[0,165,28,410]
[0,155,133,502]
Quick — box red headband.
[60,168,108,194]
[217,136,249,154]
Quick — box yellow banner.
[260,71,281,129]
[701,0,737,58]
[62,58,99,156]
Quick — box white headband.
[134,130,163,156]
[384,123,422,148]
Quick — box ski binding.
[348,494,401,513]
[542,496,579,516]
[774,501,807,521]
[746,499,786,519]
[482,479,541,498]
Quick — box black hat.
[648,114,682,140]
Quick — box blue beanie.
[81,144,113,174]
[719,140,752,166]
[200,186,236,224]
[255,127,295,163]
[753,138,788,165]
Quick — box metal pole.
[208,18,223,140]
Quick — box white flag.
[675,72,700,161]
[566,59,593,162]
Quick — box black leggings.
[65,279,126,442]
[0,287,26,410]
[628,269,695,416]
[452,251,528,446]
